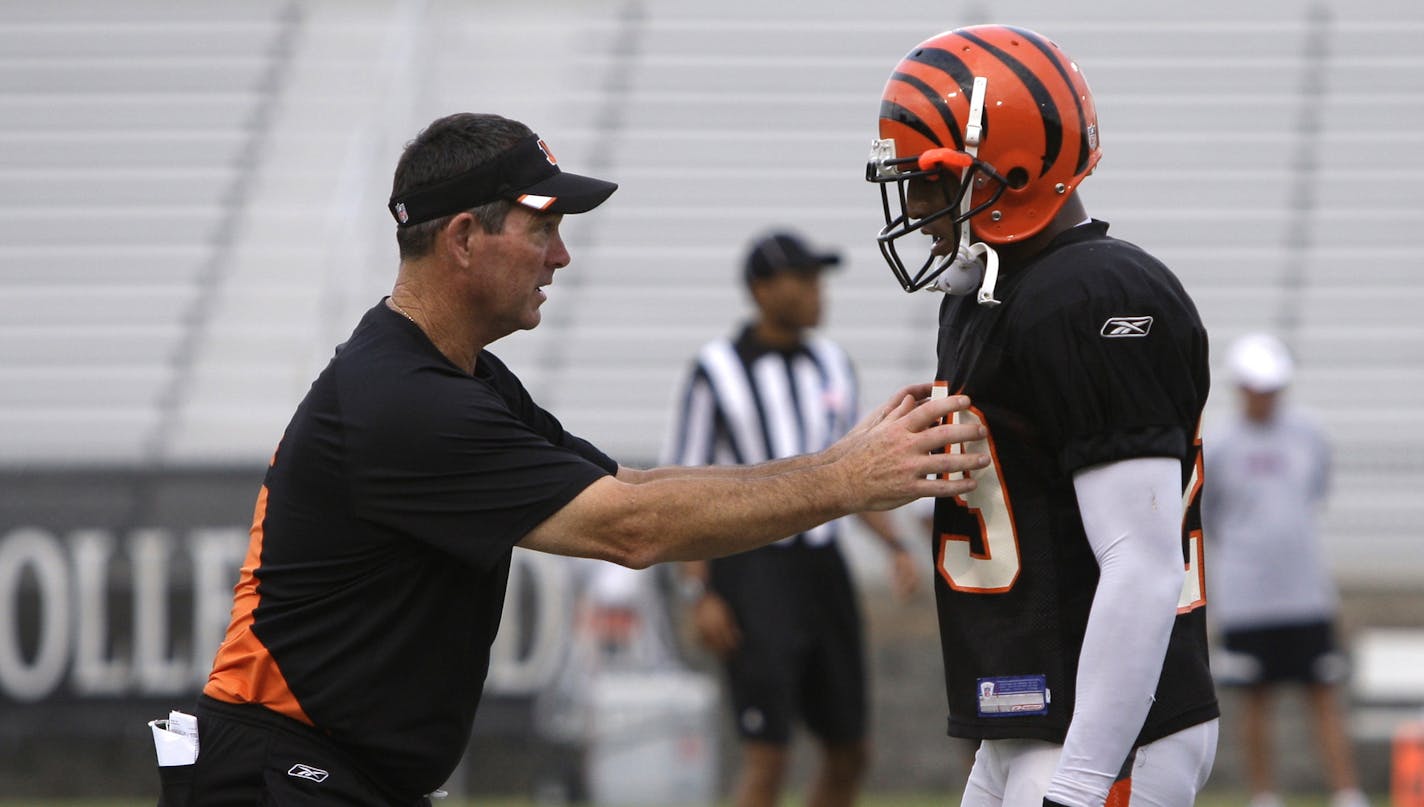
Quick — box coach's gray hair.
[391,113,531,260]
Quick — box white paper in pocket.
[149,711,199,767]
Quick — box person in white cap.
[1204,332,1367,807]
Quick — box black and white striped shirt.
[663,325,858,547]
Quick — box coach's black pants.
[165,695,430,807]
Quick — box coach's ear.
[439,212,480,266]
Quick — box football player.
[866,25,1219,807]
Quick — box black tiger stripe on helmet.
[998,25,1096,176]
[873,24,1102,246]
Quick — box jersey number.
[931,385,1207,608]
[1178,423,1207,613]
[934,392,1020,593]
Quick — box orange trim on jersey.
[946,508,991,560]
[1181,418,1205,531]
[930,380,957,481]
[202,483,313,726]
[1178,417,1208,613]
[1178,528,1207,614]
[935,403,1023,594]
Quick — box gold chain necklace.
[387,297,416,323]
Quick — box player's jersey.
[931,220,1218,746]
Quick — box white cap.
[1227,332,1294,393]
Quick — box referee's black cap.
[744,231,842,285]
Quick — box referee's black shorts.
[1220,618,1348,686]
[710,539,867,746]
[176,695,431,806]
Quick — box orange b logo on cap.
[536,139,558,166]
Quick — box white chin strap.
[926,75,1001,307]
[931,240,1000,306]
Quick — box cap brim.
[510,171,618,214]
[786,253,843,273]
[1237,370,1290,393]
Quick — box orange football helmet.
[867,25,1101,295]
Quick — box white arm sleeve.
[1043,456,1186,807]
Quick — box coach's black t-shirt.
[931,220,1218,746]
[205,300,615,797]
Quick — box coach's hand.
[832,382,935,456]
[832,390,986,511]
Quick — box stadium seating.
[1,0,1422,583]
[0,1,290,462]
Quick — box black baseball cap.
[388,134,617,227]
[744,231,842,284]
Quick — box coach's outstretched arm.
[520,389,987,568]
[618,382,941,484]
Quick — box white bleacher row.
[0,0,288,466]
[538,0,1424,592]
[0,0,1421,559]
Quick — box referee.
[666,230,919,807]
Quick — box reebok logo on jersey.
[287,763,329,783]
[1100,316,1153,338]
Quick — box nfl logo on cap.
[536,139,558,166]
[395,202,409,224]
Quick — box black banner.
[0,468,583,797]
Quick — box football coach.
[170,112,990,806]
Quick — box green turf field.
[0,793,1353,807]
